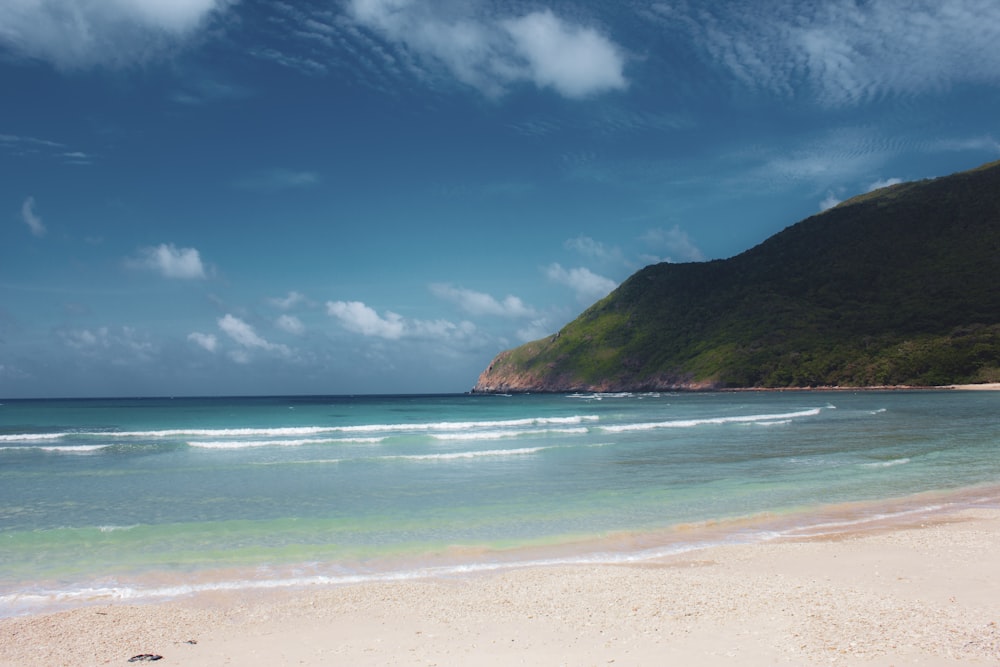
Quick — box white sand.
[944,383,1000,391]
[3,508,1000,666]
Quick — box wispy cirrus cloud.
[660,0,1000,107]
[0,0,232,69]
[268,291,307,310]
[1,133,62,152]
[253,4,420,92]
[927,135,1000,155]
[249,47,329,76]
[732,125,903,193]
[235,169,320,192]
[20,196,46,237]
[170,79,252,106]
[1,133,92,164]
[60,325,156,362]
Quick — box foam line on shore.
[4,489,994,619]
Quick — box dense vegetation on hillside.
[474,161,1000,392]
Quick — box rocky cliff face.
[472,349,716,393]
[471,350,566,393]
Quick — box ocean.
[1,390,998,617]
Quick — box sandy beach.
[3,506,999,667]
[946,383,1000,391]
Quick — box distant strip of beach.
[719,382,1000,392]
[3,503,999,666]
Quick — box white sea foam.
[67,415,602,440]
[15,501,936,617]
[340,415,600,432]
[778,503,947,538]
[4,392,994,621]
[432,427,589,441]
[388,446,551,461]
[0,432,68,442]
[600,408,823,432]
[112,426,347,438]
[187,437,383,449]
[0,539,720,617]
[98,525,138,533]
[862,458,910,468]
[567,392,634,400]
[39,445,108,453]
[0,444,107,453]
[0,495,984,620]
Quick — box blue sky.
[2,0,999,398]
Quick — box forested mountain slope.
[473,161,1000,392]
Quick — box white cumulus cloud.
[501,10,627,98]
[430,284,536,318]
[640,226,705,263]
[20,196,46,237]
[62,327,105,349]
[819,191,843,211]
[130,243,207,279]
[276,314,305,335]
[516,318,555,343]
[564,236,623,263]
[187,331,218,352]
[219,314,270,348]
[546,264,618,304]
[0,0,229,69]
[217,314,290,359]
[867,177,903,192]
[326,300,406,339]
[326,299,476,342]
[268,291,307,310]
[345,1,626,98]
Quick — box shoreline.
[943,382,1000,390]
[472,383,1000,395]
[4,490,1000,666]
[4,484,998,620]
[4,383,998,402]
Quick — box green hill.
[473,161,1000,392]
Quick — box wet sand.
[3,505,999,666]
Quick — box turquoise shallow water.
[1,391,998,616]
